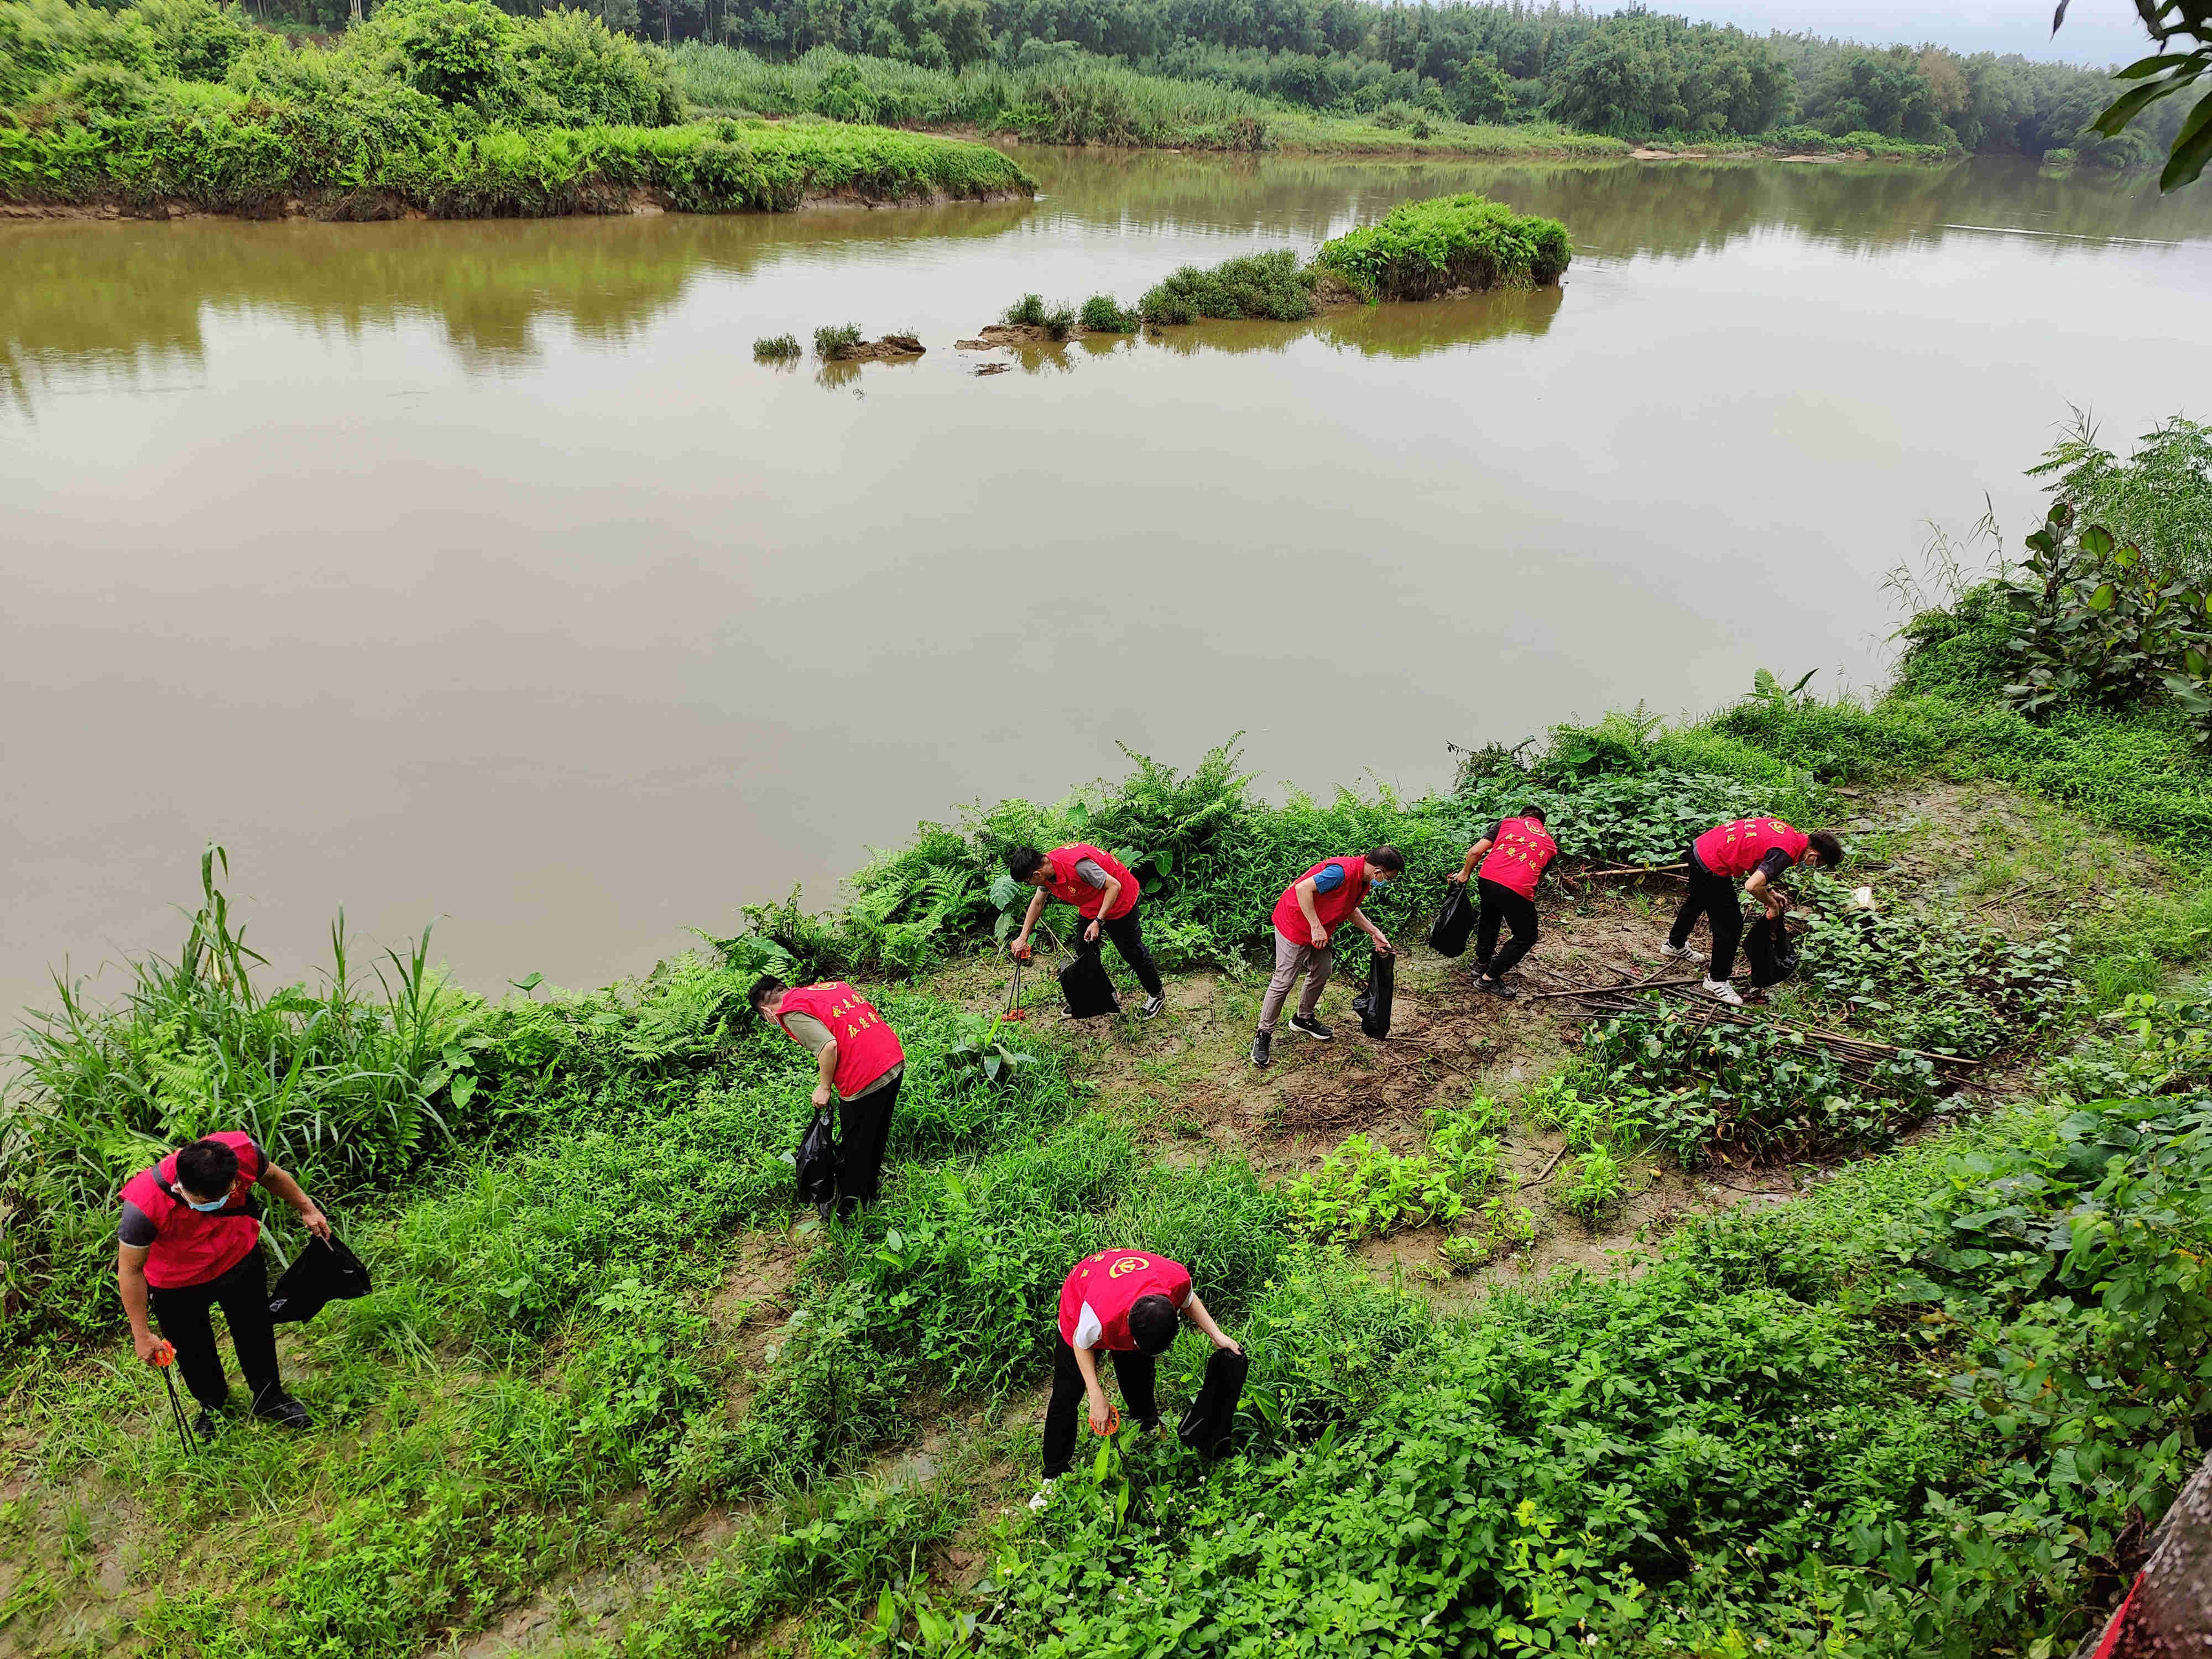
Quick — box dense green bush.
[0,0,1030,216]
[1314,190,1571,299]
[1138,248,1317,325]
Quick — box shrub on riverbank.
[0,0,1030,216]
[1314,190,1572,299]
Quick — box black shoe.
[253,1392,311,1430]
[1288,1015,1333,1041]
[836,1197,861,1222]
[1474,956,1494,979]
[813,1199,835,1224]
[1139,994,1165,1020]
[1249,1031,1271,1068]
[1478,977,1516,999]
[192,1407,225,1440]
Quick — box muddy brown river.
[5,152,2210,1013]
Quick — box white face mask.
[182,1192,228,1213]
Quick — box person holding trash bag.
[1006,843,1166,1020]
[1032,1247,1243,1507]
[751,975,905,1220]
[1250,846,1404,1068]
[1661,818,1843,1005]
[117,1132,328,1435]
[1447,808,1558,999]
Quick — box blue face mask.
[1370,877,1392,891]
[183,1192,228,1213]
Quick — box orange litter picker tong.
[149,1340,199,1452]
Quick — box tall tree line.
[278,0,2182,156]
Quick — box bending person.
[1447,807,1558,998]
[118,1131,329,1436]
[1007,842,1165,1019]
[1251,846,1403,1067]
[752,976,905,1220]
[1662,817,1843,1005]
[1034,1246,1241,1506]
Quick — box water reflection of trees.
[4,154,2206,413]
[0,199,1032,410]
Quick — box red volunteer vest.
[1056,1249,1192,1351]
[1272,856,1369,945]
[1479,817,1558,900]
[1047,843,1140,921]
[1694,817,1811,879]
[118,1130,265,1290]
[776,982,904,1099]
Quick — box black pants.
[1668,851,1744,982]
[1078,902,1165,1001]
[148,1249,281,1413]
[838,1071,901,1206]
[1042,1335,1158,1477]
[1475,878,1539,978]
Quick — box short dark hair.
[1520,806,1547,823]
[748,975,787,1013]
[175,1138,239,1200]
[1806,831,1845,867]
[1006,846,1047,881]
[1128,1294,1180,1355]
[1366,845,1406,874]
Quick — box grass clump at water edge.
[1138,248,1316,325]
[813,322,863,358]
[753,332,800,360]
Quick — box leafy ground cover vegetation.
[0,0,1030,217]
[8,420,2212,1655]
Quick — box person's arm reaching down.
[260,1161,331,1240]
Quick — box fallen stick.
[1529,1145,1571,1185]
[1582,862,1688,879]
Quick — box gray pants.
[1258,932,1333,1034]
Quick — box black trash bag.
[1350,951,1395,1038]
[1058,940,1122,1019]
[1177,1346,1250,1459]
[1428,883,1477,958]
[1744,912,1801,990]
[796,1106,839,1206]
[267,1235,373,1324]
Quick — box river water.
[4,153,2210,1013]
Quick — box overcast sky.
[1663,1,2149,67]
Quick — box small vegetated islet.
[812,321,863,358]
[1313,190,1573,300]
[752,332,800,360]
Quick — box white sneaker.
[1702,978,1743,1005]
[1026,1481,1055,1512]
[1660,941,1699,963]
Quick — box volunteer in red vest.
[1032,1246,1241,1505]
[750,975,906,1219]
[1006,842,1165,1020]
[1447,807,1559,998]
[1662,818,1844,1005]
[1250,845,1404,1068]
[117,1132,329,1434]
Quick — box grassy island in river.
[3,413,2210,1655]
[0,0,1030,219]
